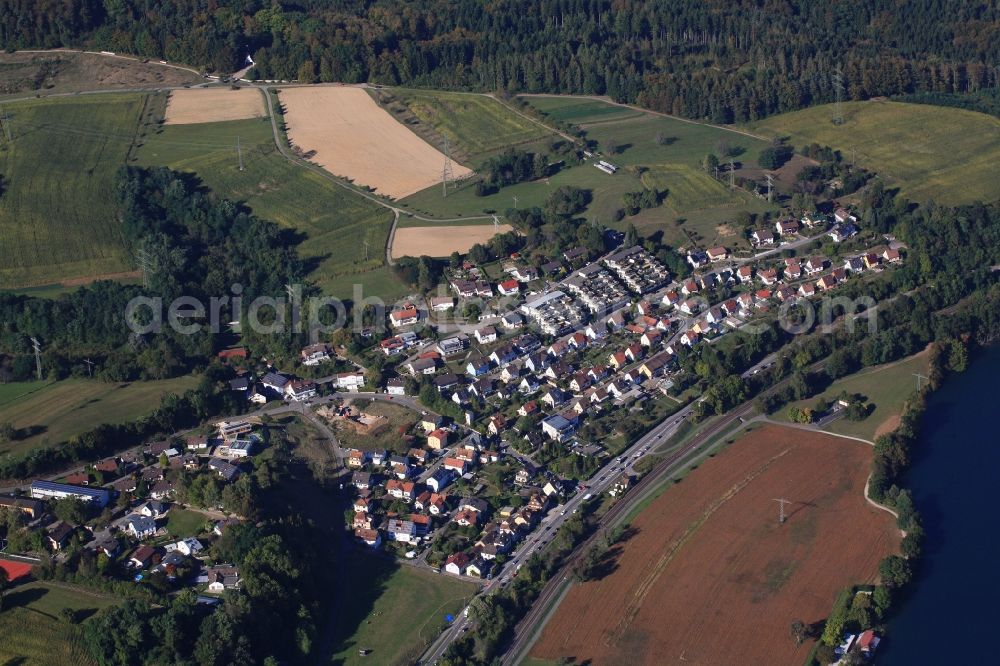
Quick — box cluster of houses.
[344,415,583,579]
[2,418,272,595]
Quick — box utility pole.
[363,240,370,262]
[832,65,845,125]
[30,337,42,381]
[512,195,518,209]
[83,358,95,378]
[765,173,774,202]
[442,136,454,197]
[914,373,929,391]
[135,248,152,289]
[773,498,791,525]
[729,158,735,189]
[237,135,244,171]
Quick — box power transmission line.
[914,373,928,390]
[83,358,96,378]
[832,65,845,125]
[442,136,454,197]
[135,248,152,289]
[729,158,735,189]
[237,135,244,171]
[0,107,10,142]
[773,498,791,525]
[30,337,42,381]
[765,173,774,202]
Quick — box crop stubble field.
[530,424,899,666]
[163,87,265,124]
[392,223,514,258]
[279,86,472,199]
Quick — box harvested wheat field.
[164,87,265,124]
[531,424,899,666]
[280,86,472,199]
[392,224,513,258]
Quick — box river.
[879,344,1000,663]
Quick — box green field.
[0,607,95,665]
[777,350,931,441]
[522,95,644,124]
[404,95,774,242]
[0,93,149,288]
[386,89,557,166]
[135,105,399,298]
[0,582,117,665]
[0,376,199,456]
[750,100,1000,205]
[331,553,476,666]
[2,581,117,620]
[639,164,771,247]
[165,508,210,537]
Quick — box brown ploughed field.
[530,424,899,666]
[391,224,513,258]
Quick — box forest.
[2,1,999,121]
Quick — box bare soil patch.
[279,86,472,199]
[531,424,899,666]
[163,87,265,124]
[0,51,202,97]
[392,224,513,258]
[874,414,902,439]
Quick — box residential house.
[489,345,518,367]
[426,468,454,493]
[166,538,204,557]
[466,357,490,378]
[686,250,709,269]
[798,282,817,298]
[445,552,470,575]
[206,565,241,592]
[139,501,169,519]
[497,279,520,296]
[0,495,44,520]
[389,307,419,327]
[443,458,468,474]
[759,268,779,286]
[351,471,372,490]
[737,265,754,283]
[775,219,799,236]
[783,259,803,280]
[47,521,75,551]
[300,343,331,366]
[285,379,317,402]
[149,480,175,500]
[387,519,417,543]
[433,373,460,392]
[406,357,438,376]
[429,296,455,312]
[386,378,407,396]
[260,372,289,395]
[752,228,777,245]
[129,545,159,569]
[883,248,901,264]
[427,429,450,450]
[354,529,382,549]
[208,458,241,482]
[707,246,729,262]
[501,312,524,330]
[126,514,157,540]
[474,326,498,344]
[386,479,416,502]
[541,414,576,442]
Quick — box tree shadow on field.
[588,525,640,581]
